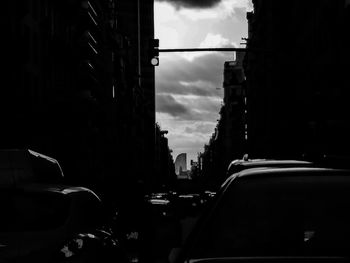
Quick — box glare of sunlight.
[154,2,178,23]
[154,2,187,48]
[200,33,236,48]
[155,26,180,48]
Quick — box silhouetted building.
[198,53,247,189]
[117,0,156,190]
[222,52,247,165]
[3,0,113,188]
[199,131,222,190]
[175,153,188,178]
[244,0,350,159]
[155,123,176,191]
[2,0,156,206]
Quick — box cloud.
[157,79,221,97]
[155,0,252,12]
[200,33,236,48]
[156,94,192,118]
[154,2,179,22]
[155,44,228,122]
[156,94,221,121]
[172,94,222,114]
[176,0,251,20]
[180,33,237,60]
[154,0,250,159]
[155,0,221,9]
[157,93,221,121]
[233,7,249,22]
[157,51,233,87]
[156,114,216,143]
[158,82,212,97]
[155,0,252,22]
[184,122,216,134]
[154,1,250,50]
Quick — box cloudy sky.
[154,0,252,167]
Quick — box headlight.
[58,233,102,259]
[60,236,85,258]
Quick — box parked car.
[0,149,64,185]
[226,157,314,177]
[170,166,350,263]
[0,182,126,262]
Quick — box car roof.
[226,158,314,176]
[223,166,350,187]
[0,149,64,186]
[229,159,312,167]
[28,149,61,167]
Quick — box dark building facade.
[116,0,156,190]
[155,123,176,191]
[2,0,157,206]
[222,52,247,163]
[244,0,350,159]
[199,53,248,189]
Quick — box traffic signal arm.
[158,48,247,52]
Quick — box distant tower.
[175,153,187,176]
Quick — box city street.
[2,0,350,262]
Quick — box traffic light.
[149,38,159,66]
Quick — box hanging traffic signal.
[149,38,159,66]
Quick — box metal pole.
[137,0,141,86]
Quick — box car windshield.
[190,174,350,258]
[0,190,70,232]
[29,151,64,184]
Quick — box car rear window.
[29,154,64,184]
[0,190,70,232]
[190,174,350,258]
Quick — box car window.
[29,154,64,183]
[189,175,350,258]
[0,190,70,232]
